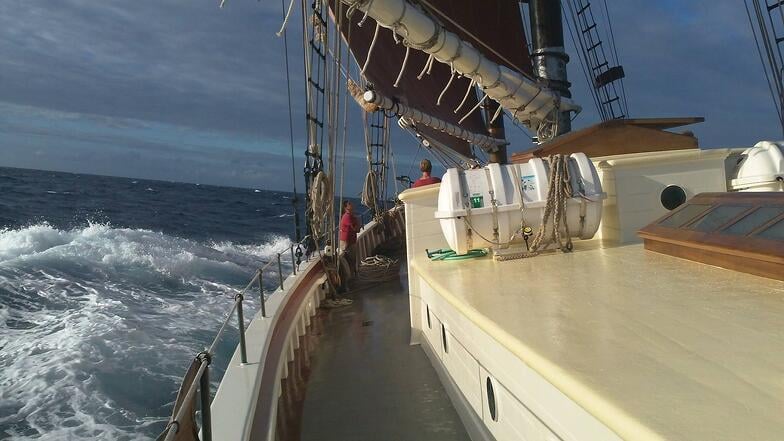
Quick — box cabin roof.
[511,117,705,163]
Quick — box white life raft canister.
[434,153,605,255]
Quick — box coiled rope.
[308,171,332,239]
[361,170,380,216]
[356,255,400,282]
[496,154,573,261]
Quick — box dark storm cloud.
[0,0,297,138]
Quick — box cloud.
[0,0,781,191]
[564,0,781,146]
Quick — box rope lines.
[561,0,628,120]
[496,154,574,261]
[280,0,301,242]
[745,0,784,135]
[301,0,329,248]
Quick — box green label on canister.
[470,194,484,208]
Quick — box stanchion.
[235,294,247,364]
[257,270,266,318]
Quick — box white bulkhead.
[435,153,605,255]
[730,140,784,191]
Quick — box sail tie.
[275,0,297,37]
[361,22,381,74]
[489,101,504,124]
[458,93,487,125]
[417,54,435,80]
[355,0,375,26]
[393,46,411,88]
[454,78,476,114]
[436,70,456,106]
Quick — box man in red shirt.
[412,159,441,188]
[339,200,359,252]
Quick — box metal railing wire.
[160,235,315,441]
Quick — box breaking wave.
[0,223,292,440]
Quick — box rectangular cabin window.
[757,218,784,241]
[689,205,750,232]
[659,204,711,228]
[723,207,784,236]
[639,192,784,281]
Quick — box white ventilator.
[729,141,784,192]
[435,153,605,255]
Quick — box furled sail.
[330,0,533,157]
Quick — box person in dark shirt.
[412,159,441,188]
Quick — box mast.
[484,100,507,164]
[529,0,572,136]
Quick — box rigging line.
[601,0,628,114]
[335,1,352,249]
[503,111,534,141]
[406,140,424,178]
[519,2,533,54]
[568,0,604,119]
[773,0,784,118]
[762,0,784,86]
[586,2,624,117]
[746,0,784,129]
[416,0,533,78]
[281,0,300,241]
[390,136,401,193]
[564,0,605,120]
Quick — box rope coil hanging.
[496,154,573,261]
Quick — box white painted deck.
[411,242,784,441]
[400,183,784,441]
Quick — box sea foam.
[0,223,292,440]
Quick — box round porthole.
[660,185,687,210]
[486,377,498,422]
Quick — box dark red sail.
[330,1,531,157]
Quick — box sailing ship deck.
[299,274,470,441]
[410,241,784,440]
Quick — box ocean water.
[0,167,304,440]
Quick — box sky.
[0,0,780,191]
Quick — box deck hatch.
[638,192,784,281]
[723,207,784,235]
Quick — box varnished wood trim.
[643,239,784,281]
